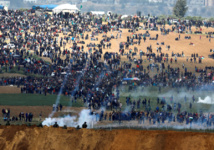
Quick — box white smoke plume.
[42,109,97,128]
[48,66,70,118]
[198,95,214,104]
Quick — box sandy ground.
[0,106,85,120]
[79,24,213,56]
[0,86,21,94]
[0,126,214,150]
[2,24,214,79]
[58,25,214,72]
[40,57,52,63]
[0,73,26,78]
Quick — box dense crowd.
[0,9,214,124]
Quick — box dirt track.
[0,126,214,150]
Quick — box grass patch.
[116,86,214,113]
[0,94,84,107]
[0,54,51,76]
[118,96,213,113]
[31,55,51,64]
[1,66,25,74]
[0,66,46,78]
[0,87,214,113]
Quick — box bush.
[6,121,10,126]
[173,0,188,18]
[63,125,67,129]
[37,123,43,128]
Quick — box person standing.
[25,113,28,122]
[39,112,42,121]
[59,104,63,111]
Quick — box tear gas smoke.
[49,73,69,118]
[43,109,97,128]
[123,106,131,112]
[95,123,213,130]
[198,96,214,104]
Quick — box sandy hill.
[58,24,214,74]
[0,125,214,150]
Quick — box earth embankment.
[0,125,214,150]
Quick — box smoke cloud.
[198,95,214,104]
[43,109,97,128]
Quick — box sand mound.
[0,125,214,150]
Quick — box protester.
[0,9,213,126]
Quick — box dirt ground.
[0,73,26,78]
[71,24,214,57]
[2,24,214,85]
[57,24,214,74]
[24,23,213,67]
[0,86,21,94]
[0,126,214,150]
[0,106,85,120]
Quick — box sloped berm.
[0,125,214,150]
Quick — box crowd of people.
[97,110,214,127]
[1,107,33,122]
[0,9,214,125]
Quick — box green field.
[0,94,84,107]
[118,96,213,113]
[117,86,214,113]
[0,87,214,113]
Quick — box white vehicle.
[185,20,189,23]
[3,43,15,49]
[172,19,178,23]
